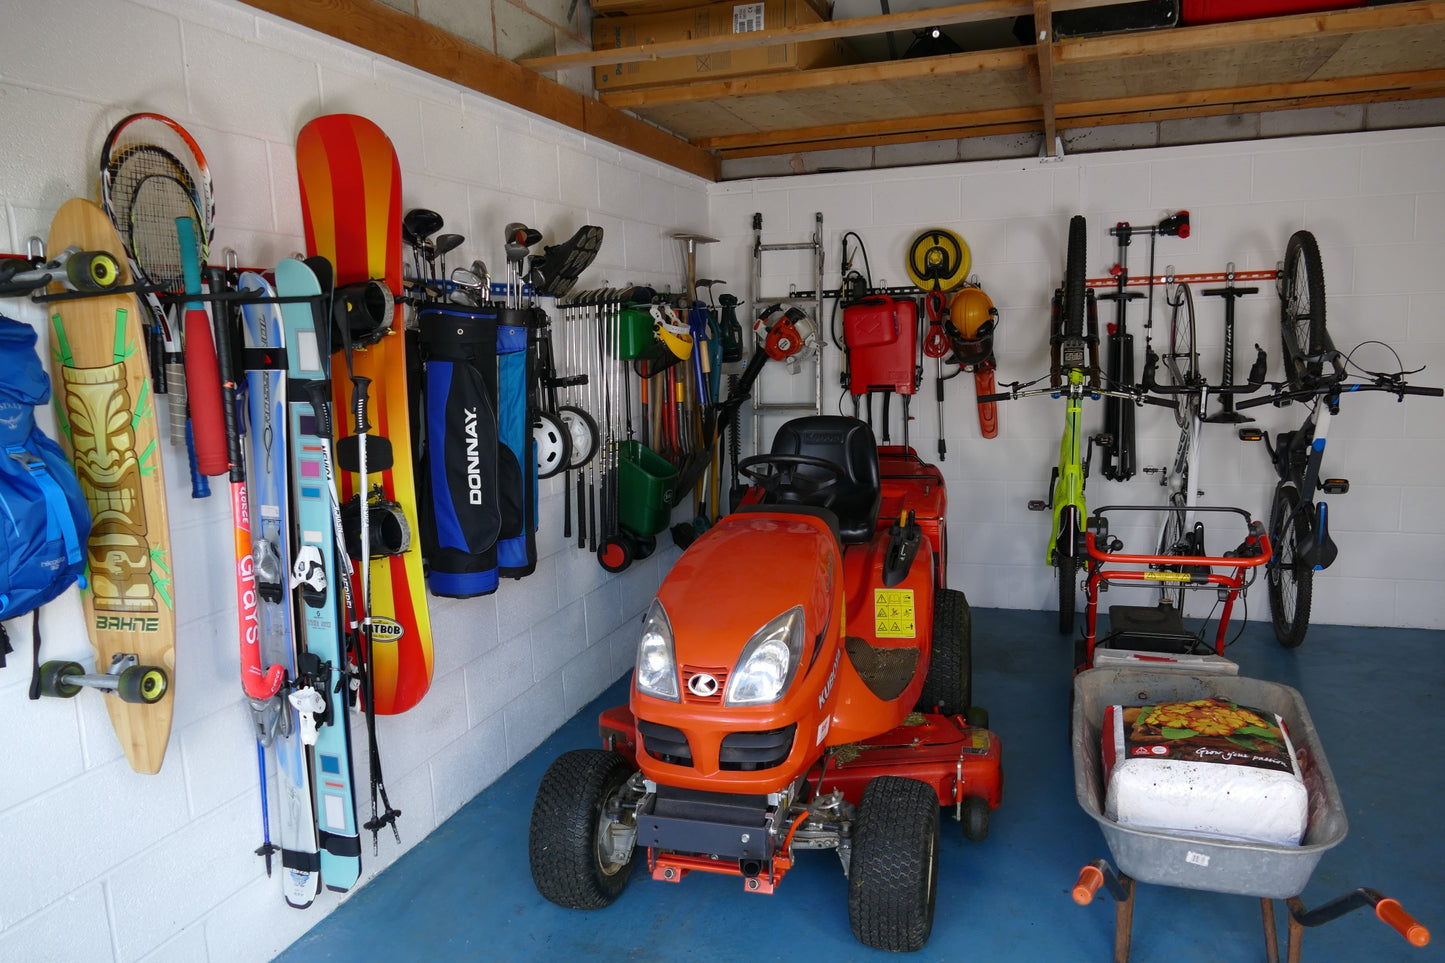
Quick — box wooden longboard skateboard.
[296,114,433,715]
[45,198,174,774]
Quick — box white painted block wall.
[705,128,1445,629]
[1,1,1442,960]
[0,0,703,960]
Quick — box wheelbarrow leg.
[1113,874,1135,963]
[1261,899,1280,963]
[1285,897,1307,963]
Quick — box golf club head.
[403,208,444,246]
[436,233,465,258]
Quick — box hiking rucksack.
[0,314,91,668]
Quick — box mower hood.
[656,511,839,672]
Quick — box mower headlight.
[635,599,679,701]
[725,606,805,707]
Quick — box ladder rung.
[758,242,817,252]
[754,402,820,412]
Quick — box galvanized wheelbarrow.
[1070,668,1429,962]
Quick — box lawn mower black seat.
[769,416,881,545]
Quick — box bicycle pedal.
[1094,432,1114,448]
[1237,427,1264,441]
[1027,500,1047,512]
[1321,478,1350,494]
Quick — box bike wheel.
[1268,485,1313,648]
[1155,493,1188,611]
[1057,551,1077,636]
[1278,231,1331,386]
[1063,215,1087,339]
[1165,282,1199,428]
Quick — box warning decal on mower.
[873,589,916,639]
[1144,571,1193,583]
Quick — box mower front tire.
[917,588,971,717]
[848,776,940,953]
[528,749,638,909]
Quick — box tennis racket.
[100,112,217,494]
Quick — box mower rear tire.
[917,588,971,717]
[961,795,990,842]
[848,776,940,953]
[528,749,637,909]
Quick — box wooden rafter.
[1032,0,1059,155]
[235,0,719,180]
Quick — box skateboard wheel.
[38,661,84,698]
[597,534,632,573]
[68,251,121,292]
[118,665,169,705]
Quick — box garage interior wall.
[0,0,1440,961]
[707,131,1445,628]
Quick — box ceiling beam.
[236,0,721,180]
[703,68,1445,157]
[522,0,1125,72]
[1032,0,1059,156]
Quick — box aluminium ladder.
[750,211,824,452]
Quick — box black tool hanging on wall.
[1098,211,1189,482]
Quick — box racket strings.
[129,174,201,293]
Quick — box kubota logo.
[370,617,404,641]
[688,673,719,697]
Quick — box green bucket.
[618,440,677,536]
[617,306,654,360]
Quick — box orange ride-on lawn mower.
[528,414,1002,953]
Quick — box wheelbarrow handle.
[1072,864,1103,906]
[1376,897,1431,947]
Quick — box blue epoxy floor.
[277,609,1443,961]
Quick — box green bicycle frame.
[1048,368,1090,567]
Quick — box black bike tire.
[1057,551,1077,636]
[1155,492,1188,611]
[1166,282,1199,428]
[1279,231,1330,386]
[1268,485,1313,648]
[1063,215,1087,340]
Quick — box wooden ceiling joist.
[236,0,720,180]
[237,0,1445,178]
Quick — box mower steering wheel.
[737,454,845,503]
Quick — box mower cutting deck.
[529,416,1002,953]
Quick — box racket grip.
[184,306,228,476]
[166,359,187,446]
[186,419,211,498]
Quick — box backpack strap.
[26,611,41,701]
[8,445,85,571]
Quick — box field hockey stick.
[188,239,285,700]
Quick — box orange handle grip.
[1376,898,1430,947]
[1072,865,1103,905]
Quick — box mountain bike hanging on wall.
[982,215,1171,634]
[1236,230,1443,648]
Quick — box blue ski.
[239,271,321,908]
[276,256,362,892]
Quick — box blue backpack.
[0,314,91,671]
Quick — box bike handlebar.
[1237,376,1444,409]
[979,383,1174,408]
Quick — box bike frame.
[1048,368,1090,568]
[1267,394,1336,571]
